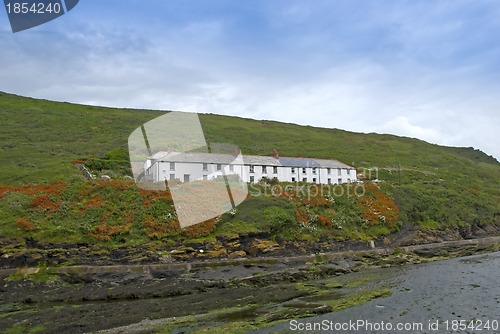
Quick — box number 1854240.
[5,2,62,14]
[443,319,499,332]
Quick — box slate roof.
[149,151,353,169]
[313,158,354,169]
[155,152,236,164]
[278,157,320,168]
[243,155,283,166]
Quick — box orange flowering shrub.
[0,187,10,200]
[357,183,399,226]
[88,222,122,241]
[299,196,331,207]
[295,207,310,225]
[84,195,106,209]
[15,217,37,231]
[182,218,217,238]
[0,181,67,199]
[30,195,59,213]
[138,188,171,206]
[143,216,180,239]
[122,210,136,225]
[317,214,332,227]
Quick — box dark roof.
[149,151,353,169]
[313,158,354,169]
[278,157,320,168]
[243,155,282,166]
[155,152,236,164]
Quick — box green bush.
[263,206,295,231]
[84,158,131,176]
[103,147,129,161]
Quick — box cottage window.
[184,174,190,182]
[292,177,296,182]
[170,174,175,180]
[313,178,317,183]
[229,164,234,172]
[170,162,175,171]
[249,165,255,173]
[203,175,208,181]
[302,177,307,182]
[328,178,331,185]
[273,166,278,174]
[250,176,255,183]
[312,168,317,174]
[347,169,351,175]
[338,178,342,184]
[262,166,267,174]
[302,168,307,174]
[338,169,342,176]
[327,168,331,175]
[217,164,222,171]
[202,163,208,171]
[291,167,296,174]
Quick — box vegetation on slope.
[0,91,499,246]
[0,179,399,244]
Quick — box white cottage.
[143,151,356,185]
[313,158,356,185]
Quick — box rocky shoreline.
[1,221,499,269]
[0,233,499,334]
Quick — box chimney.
[272,149,279,159]
[232,146,239,156]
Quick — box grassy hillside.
[0,92,162,184]
[0,91,499,246]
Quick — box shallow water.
[259,251,500,334]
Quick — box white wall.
[281,166,296,183]
[156,161,205,182]
[319,168,335,184]
[154,161,248,183]
[245,165,283,183]
[150,161,356,185]
[317,168,357,185]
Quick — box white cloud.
[378,116,442,142]
[0,1,499,161]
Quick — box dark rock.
[150,270,183,279]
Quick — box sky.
[1,0,499,159]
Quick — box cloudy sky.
[1,0,499,159]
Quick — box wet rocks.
[169,247,196,260]
[228,251,247,259]
[247,239,279,256]
[1,224,499,269]
[262,303,333,322]
[206,248,228,258]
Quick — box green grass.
[323,287,392,311]
[0,91,499,245]
[6,265,60,283]
[0,92,161,184]
[2,325,46,334]
[417,219,440,230]
[189,321,259,334]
